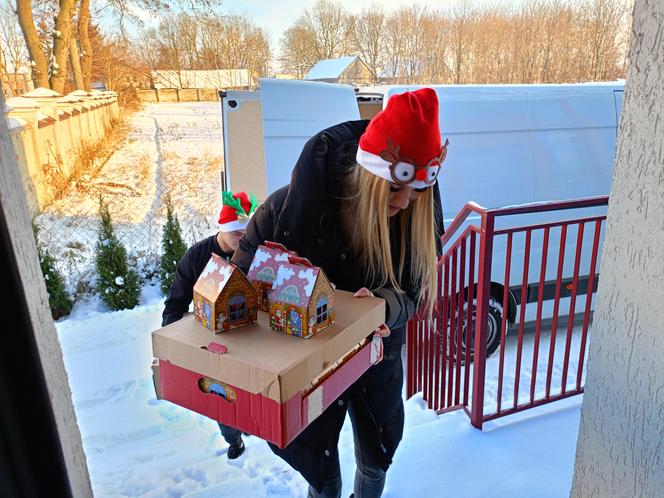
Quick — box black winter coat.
[231,120,444,492]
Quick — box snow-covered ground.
[56,286,585,498]
[35,102,224,294]
[46,102,586,497]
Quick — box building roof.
[152,69,252,89]
[194,253,245,302]
[269,256,330,307]
[247,243,296,283]
[304,56,358,80]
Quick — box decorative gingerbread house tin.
[268,255,335,338]
[246,242,295,312]
[193,253,258,333]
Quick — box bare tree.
[177,13,199,69]
[582,0,629,80]
[450,1,475,84]
[0,11,29,93]
[302,0,352,60]
[352,6,384,83]
[94,35,144,91]
[68,33,84,88]
[78,0,91,88]
[135,27,160,71]
[382,9,407,83]
[279,23,318,77]
[401,6,428,83]
[156,14,186,86]
[15,0,49,87]
[420,10,451,84]
[48,0,77,92]
[135,12,271,86]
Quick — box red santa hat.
[218,191,258,232]
[356,88,449,189]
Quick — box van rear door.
[259,79,360,194]
[221,80,361,199]
[613,89,624,128]
[220,90,267,198]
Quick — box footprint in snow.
[263,468,301,497]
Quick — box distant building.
[90,81,107,91]
[2,69,33,97]
[274,73,298,80]
[151,69,254,90]
[304,56,375,86]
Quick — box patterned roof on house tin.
[194,253,244,301]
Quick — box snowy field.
[48,102,586,497]
[35,102,225,293]
[56,286,585,498]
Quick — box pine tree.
[95,197,141,310]
[34,222,73,319]
[159,195,187,294]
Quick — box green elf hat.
[218,191,259,232]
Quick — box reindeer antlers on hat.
[219,191,259,232]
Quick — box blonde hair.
[342,165,438,317]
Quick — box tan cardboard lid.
[152,290,385,403]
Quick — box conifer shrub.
[34,223,73,319]
[95,197,141,310]
[159,195,187,294]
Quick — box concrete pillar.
[68,90,99,142]
[570,1,664,496]
[23,87,64,163]
[6,97,43,179]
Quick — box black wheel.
[441,297,504,364]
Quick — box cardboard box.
[152,290,385,448]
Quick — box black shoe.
[227,439,245,460]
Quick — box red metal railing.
[406,196,608,429]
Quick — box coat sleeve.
[231,187,287,273]
[162,252,197,327]
[372,287,416,331]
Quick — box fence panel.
[406,196,608,428]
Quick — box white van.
[220,79,624,355]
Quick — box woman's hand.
[373,323,390,338]
[354,288,391,354]
[353,287,374,298]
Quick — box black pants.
[219,423,242,445]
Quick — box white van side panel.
[529,89,618,202]
[251,81,621,324]
[260,79,360,193]
[384,84,623,224]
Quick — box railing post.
[470,212,495,429]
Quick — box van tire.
[443,298,503,364]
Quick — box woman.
[232,88,447,498]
